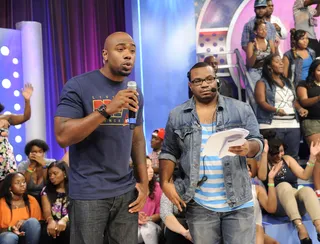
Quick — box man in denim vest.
[159,62,263,244]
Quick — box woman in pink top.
[138,156,162,244]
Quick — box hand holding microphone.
[105,82,139,117]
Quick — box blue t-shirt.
[55,70,144,200]
[301,54,313,80]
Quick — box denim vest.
[284,48,315,86]
[159,95,263,208]
[256,78,298,124]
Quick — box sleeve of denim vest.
[159,112,181,164]
[244,104,264,158]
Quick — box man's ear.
[102,49,108,63]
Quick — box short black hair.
[187,62,212,82]
[24,139,49,155]
[0,103,4,113]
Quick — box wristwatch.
[95,104,111,119]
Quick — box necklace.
[314,80,320,86]
[11,199,24,209]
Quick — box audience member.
[248,161,280,244]
[254,54,308,160]
[296,59,320,196]
[247,19,275,84]
[265,0,288,56]
[160,188,193,244]
[258,132,320,243]
[160,62,263,244]
[283,29,316,86]
[0,172,41,244]
[41,161,69,244]
[0,84,34,189]
[138,157,162,244]
[149,128,165,176]
[293,0,320,57]
[204,55,234,97]
[18,139,55,204]
[241,0,277,52]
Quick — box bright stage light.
[13,72,19,78]
[15,135,22,143]
[0,46,10,56]
[16,154,22,162]
[2,79,11,88]
[12,58,19,64]
[15,124,21,129]
[14,90,20,96]
[14,104,21,111]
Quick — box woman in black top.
[297,59,320,195]
[258,131,320,243]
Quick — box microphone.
[211,87,217,92]
[127,81,137,130]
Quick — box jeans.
[0,218,41,244]
[274,128,300,160]
[70,189,138,244]
[186,200,255,244]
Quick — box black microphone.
[211,87,217,92]
[127,81,137,130]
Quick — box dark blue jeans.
[186,200,255,244]
[273,128,300,160]
[70,189,138,244]
[0,218,41,244]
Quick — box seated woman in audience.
[248,154,281,244]
[254,54,308,160]
[138,156,162,244]
[246,19,275,84]
[257,131,320,243]
[297,59,320,196]
[0,84,34,189]
[18,139,55,204]
[0,172,42,244]
[41,161,69,244]
[283,29,316,87]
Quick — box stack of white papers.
[202,128,249,158]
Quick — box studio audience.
[40,161,69,244]
[254,54,307,160]
[138,157,162,244]
[18,139,55,204]
[283,29,316,86]
[297,59,320,196]
[0,172,42,244]
[258,131,320,243]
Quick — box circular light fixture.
[2,79,11,89]
[15,135,22,143]
[13,72,19,78]
[12,58,19,64]
[16,154,22,162]
[3,111,11,115]
[14,90,20,97]
[15,124,22,129]
[14,104,21,111]
[0,46,10,56]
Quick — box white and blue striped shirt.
[194,123,253,212]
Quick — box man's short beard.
[110,68,131,77]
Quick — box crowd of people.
[0,0,320,243]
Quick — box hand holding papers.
[202,128,249,158]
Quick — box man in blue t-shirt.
[54,32,148,244]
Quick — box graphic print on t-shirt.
[92,97,129,126]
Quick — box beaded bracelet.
[268,183,275,187]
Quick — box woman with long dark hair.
[0,172,41,244]
[138,157,162,244]
[41,161,69,244]
[297,59,320,196]
[254,54,308,159]
[283,29,316,86]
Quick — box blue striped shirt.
[194,123,253,212]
